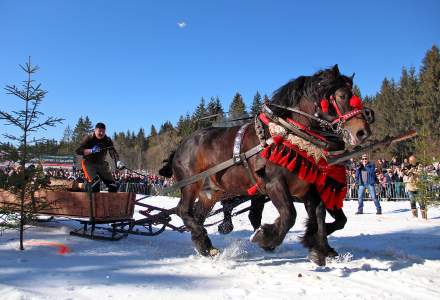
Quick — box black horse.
[160,65,373,265]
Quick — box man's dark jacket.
[75,134,119,164]
[355,162,377,186]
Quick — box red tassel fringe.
[261,146,270,158]
[298,160,308,180]
[287,153,298,172]
[256,135,347,210]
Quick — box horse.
[159,65,374,265]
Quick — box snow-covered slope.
[1,196,439,300]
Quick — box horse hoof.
[250,227,264,243]
[309,249,326,266]
[208,247,220,257]
[262,246,276,252]
[218,221,234,235]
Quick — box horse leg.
[301,188,329,266]
[324,207,347,257]
[218,200,234,235]
[248,195,266,231]
[326,207,347,235]
[251,178,296,251]
[177,185,217,256]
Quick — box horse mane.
[270,65,353,117]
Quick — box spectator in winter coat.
[403,155,426,219]
[355,154,382,215]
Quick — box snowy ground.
[1,196,440,300]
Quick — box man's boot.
[421,209,427,220]
[411,208,418,218]
[376,208,382,215]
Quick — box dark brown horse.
[160,65,373,265]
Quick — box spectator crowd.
[346,155,440,201]
[346,154,440,219]
[0,164,174,194]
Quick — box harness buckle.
[233,123,251,165]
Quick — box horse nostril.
[356,130,366,140]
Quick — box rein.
[263,92,372,149]
[261,105,329,149]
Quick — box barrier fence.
[105,182,440,201]
[345,182,440,201]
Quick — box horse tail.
[159,151,175,178]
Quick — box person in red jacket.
[75,122,125,192]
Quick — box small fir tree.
[0,57,63,249]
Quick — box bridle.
[321,94,374,126]
[263,92,375,146]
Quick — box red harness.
[247,95,368,209]
[251,110,353,209]
[320,94,364,125]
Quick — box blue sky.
[1,0,439,141]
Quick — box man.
[75,122,124,192]
[355,154,382,215]
[403,155,426,219]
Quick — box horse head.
[270,64,374,147]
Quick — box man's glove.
[91,145,101,154]
[116,161,125,170]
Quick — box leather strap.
[262,105,329,149]
[159,137,274,195]
[233,123,251,164]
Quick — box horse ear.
[350,72,355,81]
[332,64,340,76]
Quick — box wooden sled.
[0,188,136,241]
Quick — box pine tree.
[398,66,420,157]
[58,125,74,155]
[414,126,440,211]
[159,121,174,134]
[72,117,84,144]
[150,125,158,137]
[72,116,93,146]
[62,125,73,144]
[135,128,147,169]
[83,116,93,133]
[400,66,420,131]
[250,91,262,116]
[192,97,209,129]
[373,78,404,156]
[176,113,195,138]
[229,92,247,119]
[0,57,63,250]
[207,96,224,121]
[418,45,440,149]
[263,94,270,103]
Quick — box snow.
[1,196,440,300]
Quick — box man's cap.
[361,154,368,159]
[95,122,106,129]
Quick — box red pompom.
[247,185,259,196]
[320,99,329,113]
[349,95,363,109]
